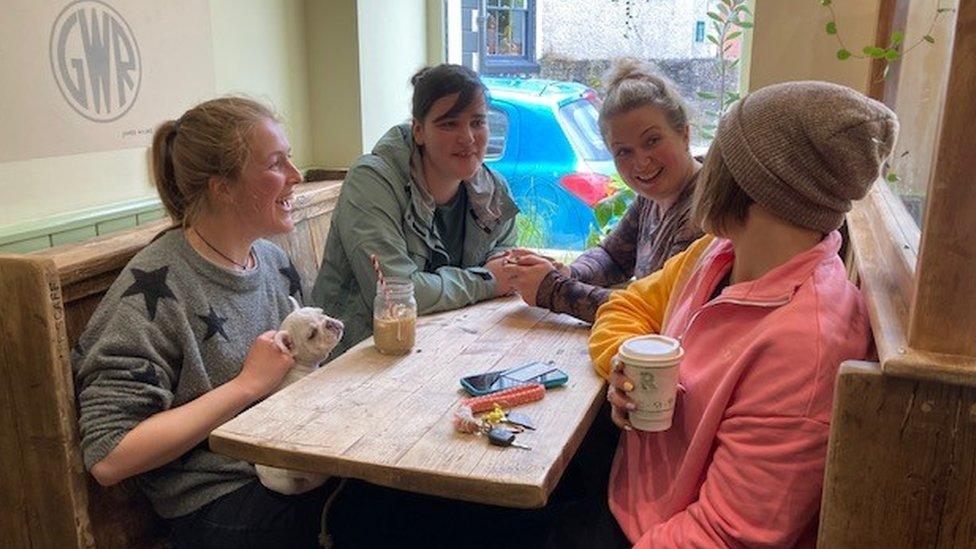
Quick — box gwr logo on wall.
[49,0,141,123]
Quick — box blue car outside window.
[486,107,509,160]
[559,100,612,162]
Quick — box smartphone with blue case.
[460,360,568,396]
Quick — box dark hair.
[410,64,487,121]
[599,57,691,139]
[150,97,278,226]
[691,143,754,235]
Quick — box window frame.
[846,1,976,383]
[479,0,539,75]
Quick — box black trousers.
[328,403,629,549]
[165,478,340,549]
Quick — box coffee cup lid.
[619,335,683,363]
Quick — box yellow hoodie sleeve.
[589,235,715,379]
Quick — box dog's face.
[276,298,344,367]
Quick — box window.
[880,4,955,229]
[483,0,538,74]
[485,107,509,159]
[442,0,749,251]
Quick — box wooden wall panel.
[820,361,976,547]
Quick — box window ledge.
[848,181,976,387]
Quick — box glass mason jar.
[373,278,417,355]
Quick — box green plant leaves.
[837,49,852,60]
[697,91,718,100]
[862,46,887,58]
[821,0,832,5]
[886,172,900,183]
[924,35,935,43]
[707,11,723,23]
[890,29,904,47]
[732,19,753,29]
[826,21,837,35]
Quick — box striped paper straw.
[370,253,393,316]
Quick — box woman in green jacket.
[311,64,518,357]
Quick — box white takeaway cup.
[612,334,684,432]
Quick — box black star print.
[131,362,160,386]
[197,305,229,342]
[121,266,177,321]
[280,263,302,297]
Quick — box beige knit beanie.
[717,81,898,233]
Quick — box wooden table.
[210,296,606,508]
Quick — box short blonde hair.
[150,97,279,226]
[691,144,754,236]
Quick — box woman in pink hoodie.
[585,81,898,548]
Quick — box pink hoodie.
[590,232,872,547]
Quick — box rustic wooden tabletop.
[210,296,606,508]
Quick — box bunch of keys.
[487,427,531,450]
[453,404,535,450]
[482,403,536,431]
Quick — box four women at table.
[72,57,897,548]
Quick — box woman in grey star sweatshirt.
[73,97,331,547]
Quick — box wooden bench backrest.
[0,180,341,548]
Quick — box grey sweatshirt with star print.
[72,229,299,519]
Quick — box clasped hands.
[484,248,570,305]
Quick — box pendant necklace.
[191,228,253,270]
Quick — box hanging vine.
[822,0,954,80]
[822,0,955,185]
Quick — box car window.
[486,107,509,160]
[559,99,611,162]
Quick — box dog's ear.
[273,331,295,356]
[288,296,301,312]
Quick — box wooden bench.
[0,179,342,548]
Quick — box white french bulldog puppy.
[254,296,344,495]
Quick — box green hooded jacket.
[311,124,519,357]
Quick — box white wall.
[357,0,429,152]
[539,0,712,61]
[0,0,315,229]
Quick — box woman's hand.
[234,330,295,399]
[607,357,636,430]
[484,255,517,297]
[507,249,571,277]
[503,255,557,307]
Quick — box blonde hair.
[599,57,692,140]
[150,97,278,226]
[691,144,754,236]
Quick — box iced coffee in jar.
[373,278,417,355]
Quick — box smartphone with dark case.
[460,360,568,396]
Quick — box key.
[488,427,531,450]
[502,411,536,431]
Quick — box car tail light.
[559,172,612,207]
[582,90,601,108]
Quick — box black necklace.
[191,228,253,270]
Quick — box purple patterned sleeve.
[535,270,613,323]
